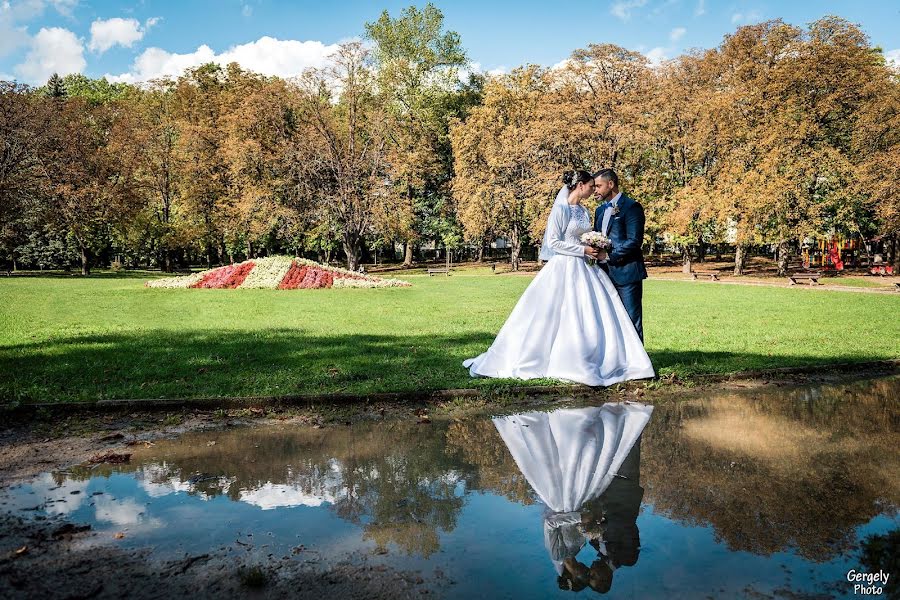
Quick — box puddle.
[2,377,898,598]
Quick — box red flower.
[191,262,254,289]
[279,262,309,289]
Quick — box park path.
[649,275,900,294]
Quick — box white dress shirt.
[599,192,622,262]
[601,192,623,236]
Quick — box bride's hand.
[583,246,600,259]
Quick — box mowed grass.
[1,270,898,404]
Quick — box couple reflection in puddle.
[493,402,651,594]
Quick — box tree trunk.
[509,223,521,272]
[80,246,91,276]
[681,246,692,274]
[715,244,722,261]
[697,240,707,263]
[734,244,747,276]
[344,234,361,271]
[477,244,484,263]
[402,239,414,267]
[776,241,789,277]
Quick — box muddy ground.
[0,367,896,599]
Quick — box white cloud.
[885,49,900,69]
[0,0,78,58]
[645,47,670,67]
[145,16,160,29]
[670,27,686,42]
[47,0,77,17]
[107,36,341,84]
[610,0,648,22]
[240,482,336,510]
[695,0,706,16]
[88,17,145,53]
[14,26,85,84]
[731,10,762,25]
[241,3,252,17]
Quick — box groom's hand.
[596,249,608,261]
[584,246,600,259]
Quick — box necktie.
[602,204,614,235]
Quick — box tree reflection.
[56,377,899,564]
[641,378,900,560]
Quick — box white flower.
[238,256,293,289]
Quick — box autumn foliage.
[1,13,898,275]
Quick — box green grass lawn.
[1,270,898,404]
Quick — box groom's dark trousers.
[594,194,648,342]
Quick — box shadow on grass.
[0,329,892,404]
[4,270,178,280]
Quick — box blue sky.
[1,0,898,84]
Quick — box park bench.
[894,282,900,292]
[690,270,720,281]
[427,267,450,276]
[788,272,821,286]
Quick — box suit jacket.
[593,194,648,286]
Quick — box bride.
[463,170,654,387]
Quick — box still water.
[2,377,898,598]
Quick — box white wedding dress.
[493,403,654,575]
[463,196,654,387]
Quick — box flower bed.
[191,261,255,289]
[144,256,410,290]
[146,271,206,289]
[238,256,294,289]
[332,276,411,288]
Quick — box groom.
[592,169,647,342]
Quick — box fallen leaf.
[15,546,27,556]
[114,532,125,539]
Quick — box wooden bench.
[789,272,820,286]
[894,282,900,292]
[427,267,450,276]
[690,271,720,281]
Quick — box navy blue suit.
[594,194,647,341]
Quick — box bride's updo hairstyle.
[562,169,593,190]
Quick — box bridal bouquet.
[580,231,612,250]
[580,232,612,265]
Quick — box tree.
[219,66,305,260]
[290,42,390,271]
[173,64,234,268]
[44,73,66,99]
[0,82,52,269]
[111,81,185,271]
[451,67,561,271]
[852,47,900,268]
[365,3,467,267]
[43,99,140,274]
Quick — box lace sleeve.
[547,204,585,257]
